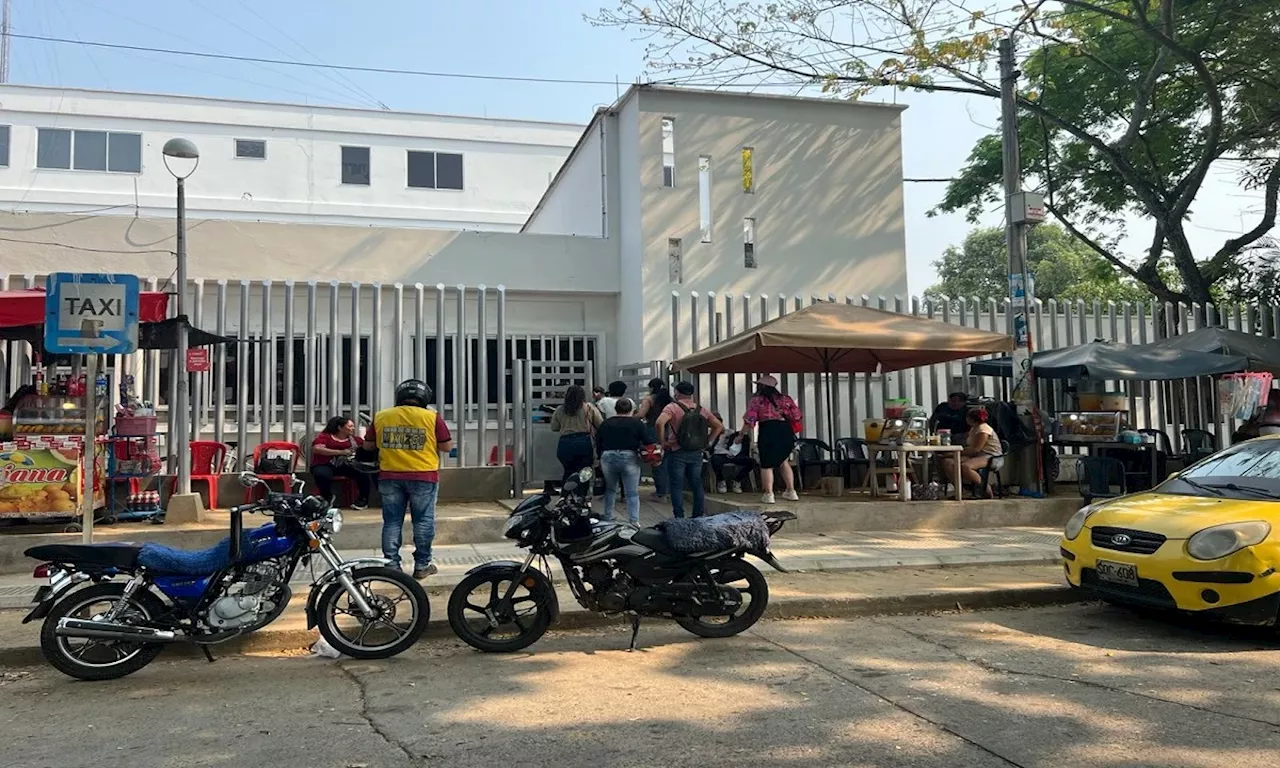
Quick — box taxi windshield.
[1162,439,1280,501]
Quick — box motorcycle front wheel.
[447,567,554,653]
[315,567,430,659]
[40,582,168,681]
[674,558,769,638]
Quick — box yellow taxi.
[1061,435,1280,625]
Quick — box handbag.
[638,443,664,466]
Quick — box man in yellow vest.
[363,379,453,579]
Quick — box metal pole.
[191,281,204,443]
[328,282,340,422]
[496,285,508,468]
[236,282,250,469]
[455,284,468,466]
[174,176,190,495]
[512,358,525,495]
[81,354,97,543]
[259,281,272,448]
[213,281,227,446]
[283,280,295,444]
[371,283,383,415]
[350,283,361,419]
[435,284,446,416]
[304,282,317,448]
[476,285,489,463]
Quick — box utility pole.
[1,0,12,84]
[999,36,1046,496]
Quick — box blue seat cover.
[138,538,236,576]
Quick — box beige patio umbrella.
[671,302,1014,375]
[670,301,1015,439]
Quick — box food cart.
[0,286,169,529]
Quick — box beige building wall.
[630,88,908,363]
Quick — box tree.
[591,0,1280,305]
[924,224,1151,302]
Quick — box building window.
[341,145,371,185]
[37,129,71,169]
[698,155,712,243]
[407,150,464,190]
[235,139,267,159]
[668,238,683,284]
[661,117,675,188]
[36,128,140,173]
[742,147,754,193]
[0,125,10,167]
[744,218,757,269]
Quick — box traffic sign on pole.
[43,273,141,356]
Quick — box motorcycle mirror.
[577,467,594,483]
[237,471,261,488]
[562,479,579,494]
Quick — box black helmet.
[394,379,432,407]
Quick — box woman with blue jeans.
[594,397,654,525]
[550,385,603,483]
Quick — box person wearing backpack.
[655,380,723,518]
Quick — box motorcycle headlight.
[503,514,524,536]
[1186,521,1270,561]
[326,510,344,534]
[1064,503,1103,540]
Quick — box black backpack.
[675,403,711,451]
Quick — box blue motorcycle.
[22,472,430,680]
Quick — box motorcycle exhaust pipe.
[55,618,179,643]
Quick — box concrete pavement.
[0,526,1061,609]
[3,601,1278,767]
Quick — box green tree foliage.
[592,0,1280,305]
[924,225,1151,302]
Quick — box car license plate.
[1095,559,1139,588]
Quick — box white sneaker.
[781,490,800,502]
[716,482,728,494]
[762,492,776,504]
[730,483,743,494]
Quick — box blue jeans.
[379,479,438,570]
[668,449,706,519]
[600,450,641,525]
[652,454,670,498]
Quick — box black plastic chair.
[1076,456,1128,504]
[979,440,1009,498]
[1182,428,1216,464]
[834,437,870,486]
[795,438,838,490]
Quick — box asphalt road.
[3,603,1279,768]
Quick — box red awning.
[0,288,170,328]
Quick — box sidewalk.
[0,526,1060,610]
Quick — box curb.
[0,583,1086,668]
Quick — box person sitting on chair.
[942,409,1002,499]
[310,415,371,510]
[710,418,756,494]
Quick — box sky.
[4,0,1267,295]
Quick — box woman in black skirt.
[735,375,801,504]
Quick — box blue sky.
[6,0,1263,294]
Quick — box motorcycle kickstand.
[627,614,642,652]
[199,645,216,663]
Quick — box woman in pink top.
[735,375,801,504]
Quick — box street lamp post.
[162,138,199,496]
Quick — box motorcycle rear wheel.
[447,567,554,653]
[316,567,430,659]
[40,583,167,681]
[674,559,769,638]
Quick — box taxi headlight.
[1064,503,1103,540]
[1186,521,1270,561]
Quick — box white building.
[0,84,581,230]
[0,83,908,460]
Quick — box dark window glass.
[436,152,463,190]
[341,146,370,185]
[73,130,108,171]
[236,139,266,159]
[37,128,71,169]
[107,133,142,173]
[406,150,436,189]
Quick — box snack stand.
[0,286,169,530]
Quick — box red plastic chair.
[247,441,303,501]
[170,441,228,509]
[487,445,514,466]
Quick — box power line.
[4,31,629,86]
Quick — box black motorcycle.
[446,467,795,652]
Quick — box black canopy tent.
[0,316,243,352]
[968,340,1248,380]
[1142,326,1280,375]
